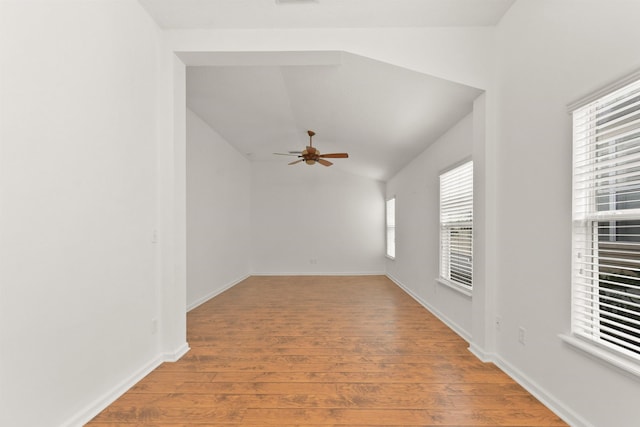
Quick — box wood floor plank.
[87,275,566,426]
[241,408,566,426]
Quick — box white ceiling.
[186,52,482,181]
[138,0,515,29]
[140,1,510,181]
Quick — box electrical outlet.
[495,316,502,331]
[309,258,318,265]
[151,318,158,334]
[518,327,526,345]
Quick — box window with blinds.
[440,161,473,290]
[386,197,396,259]
[572,75,640,360]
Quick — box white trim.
[568,68,640,112]
[492,355,594,427]
[468,342,494,363]
[569,70,640,366]
[386,196,396,259]
[387,273,472,343]
[386,274,587,426]
[187,274,250,312]
[559,334,640,380]
[438,155,474,176]
[250,271,387,276]
[439,160,474,290]
[63,343,191,426]
[163,342,191,362]
[61,355,164,427]
[436,277,473,297]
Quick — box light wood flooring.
[87,275,567,426]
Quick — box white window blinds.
[440,161,473,289]
[386,197,396,258]
[572,76,640,359]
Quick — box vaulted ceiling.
[139,0,515,29]
[185,52,482,181]
[139,0,514,181]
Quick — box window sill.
[436,278,472,298]
[559,334,640,380]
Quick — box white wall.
[251,162,385,274]
[0,1,174,426]
[386,113,475,338]
[186,109,250,309]
[167,27,494,90]
[6,2,640,426]
[493,1,640,426]
[168,26,494,280]
[0,9,495,426]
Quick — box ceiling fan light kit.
[275,130,349,167]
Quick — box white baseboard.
[468,343,495,363]
[187,274,250,312]
[61,355,163,427]
[66,273,587,427]
[250,271,387,276]
[62,342,190,427]
[385,274,589,427]
[65,275,245,427]
[163,342,190,362]
[386,273,472,343]
[492,355,593,427]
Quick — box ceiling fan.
[274,130,349,167]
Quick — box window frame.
[438,160,473,295]
[564,70,640,376]
[385,197,396,259]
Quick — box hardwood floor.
[87,275,566,426]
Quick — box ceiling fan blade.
[288,159,304,165]
[274,153,300,157]
[319,153,349,158]
[317,158,333,167]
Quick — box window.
[439,161,473,291]
[386,197,396,258]
[572,75,640,361]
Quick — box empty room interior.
[2,1,640,426]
